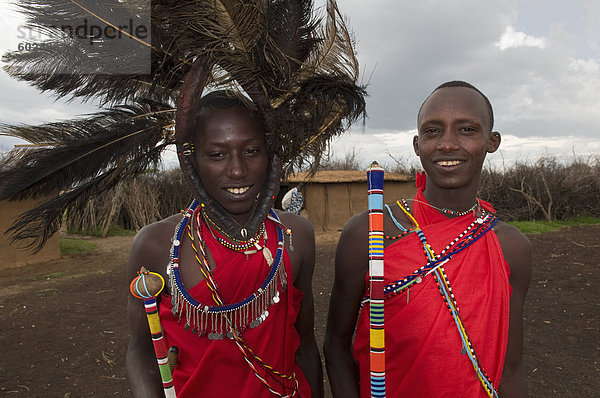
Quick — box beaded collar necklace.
[168,200,298,396]
[167,200,287,339]
[201,205,265,243]
[200,210,269,257]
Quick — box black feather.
[1,0,367,250]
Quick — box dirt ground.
[1,225,599,397]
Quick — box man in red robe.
[126,92,321,397]
[324,81,532,397]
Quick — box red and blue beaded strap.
[359,211,497,306]
[367,162,386,398]
[383,211,498,299]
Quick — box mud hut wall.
[303,184,327,231]
[384,181,418,206]
[302,181,416,231]
[324,183,353,231]
[0,199,60,269]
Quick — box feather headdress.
[0,0,366,250]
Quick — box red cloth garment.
[354,174,511,397]
[159,218,311,397]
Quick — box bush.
[479,155,600,221]
[64,155,600,233]
[66,168,193,235]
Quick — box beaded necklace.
[167,200,298,397]
[201,205,265,243]
[168,200,287,337]
[201,211,270,258]
[404,198,480,217]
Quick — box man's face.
[193,107,268,224]
[414,86,500,192]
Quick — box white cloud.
[495,26,546,50]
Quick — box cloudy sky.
[1,0,599,170]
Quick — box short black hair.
[418,80,494,129]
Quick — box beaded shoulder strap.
[398,202,500,398]
[383,204,498,300]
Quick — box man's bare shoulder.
[133,214,181,246]
[274,209,314,237]
[341,210,369,238]
[127,214,183,276]
[493,221,532,254]
[493,221,532,289]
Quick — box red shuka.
[354,175,511,397]
[159,219,311,397]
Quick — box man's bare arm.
[496,222,532,397]
[324,213,369,397]
[126,222,173,398]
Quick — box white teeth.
[437,160,462,166]
[227,186,250,195]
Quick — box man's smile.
[226,186,251,195]
[435,160,464,167]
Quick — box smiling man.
[126,91,322,398]
[324,81,532,397]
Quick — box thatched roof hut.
[281,170,416,231]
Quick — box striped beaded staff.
[367,161,385,398]
[130,267,176,398]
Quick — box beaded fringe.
[168,258,287,340]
